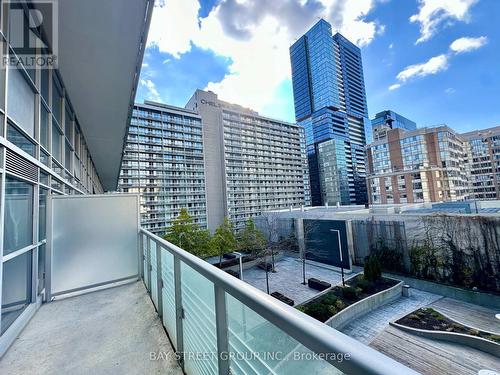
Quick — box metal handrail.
[140,228,419,375]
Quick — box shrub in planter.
[321,294,337,306]
[328,306,338,316]
[364,254,382,282]
[341,286,358,300]
[357,278,374,292]
[305,303,331,322]
[335,299,345,310]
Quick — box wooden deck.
[430,297,500,333]
[370,326,499,375]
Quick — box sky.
[137,0,500,133]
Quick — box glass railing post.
[139,234,145,280]
[146,238,152,293]
[214,285,230,375]
[173,255,184,369]
[155,241,163,319]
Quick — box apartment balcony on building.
[0,193,418,375]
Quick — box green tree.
[237,218,266,255]
[164,208,214,257]
[211,217,237,267]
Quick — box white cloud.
[145,0,384,117]
[396,54,449,82]
[450,36,488,54]
[140,79,161,101]
[410,0,479,44]
[388,43,394,49]
[147,0,200,58]
[390,33,487,89]
[445,87,456,94]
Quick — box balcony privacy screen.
[50,194,139,296]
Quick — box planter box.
[383,272,500,309]
[390,321,500,357]
[325,279,403,330]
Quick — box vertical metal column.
[139,234,144,280]
[173,256,184,368]
[156,241,163,318]
[146,238,152,293]
[215,285,229,375]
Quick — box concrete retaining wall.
[383,272,500,309]
[326,279,403,330]
[390,322,500,357]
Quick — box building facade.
[371,110,417,141]
[290,19,370,207]
[0,0,152,352]
[118,102,207,235]
[186,90,310,231]
[461,126,500,200]
[366,126,470,204]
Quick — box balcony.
[0,194,417,375]
[0,282,181,374]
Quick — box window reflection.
[3,176,34,254]
[7,123,35,157]
[1,251,32,334]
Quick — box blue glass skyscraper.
[371,110,417,141]
[290,19,370,206]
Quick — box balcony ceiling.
[56,0,153,191]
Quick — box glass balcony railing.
[139,228,418,375]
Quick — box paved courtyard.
[242,256,357,305]
[341,289,443,344]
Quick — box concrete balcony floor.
[0,282,182,375]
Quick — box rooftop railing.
[140,228,419,375]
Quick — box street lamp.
[330,229,345,286]
[233,251,244,281]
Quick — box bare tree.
[261,212,283,272]
[293,212,325,285]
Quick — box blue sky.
[138,0,499,133]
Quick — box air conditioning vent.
[5,149,38,182]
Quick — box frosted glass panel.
[226,294,341,374]
[150,240,158,309]
[7,67,35,136]
[181,262,218,375]
[160,247,176,347]
[51,195,139,295]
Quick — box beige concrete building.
[186,90,310,231]
[366,125,470,204]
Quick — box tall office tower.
[366,126,470,204]
[371,110,417,141]
[186,90,310,231]
[461,126,500,199]
[290,19,370,207]
[0,0,152,352]
[119,102,207,235]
